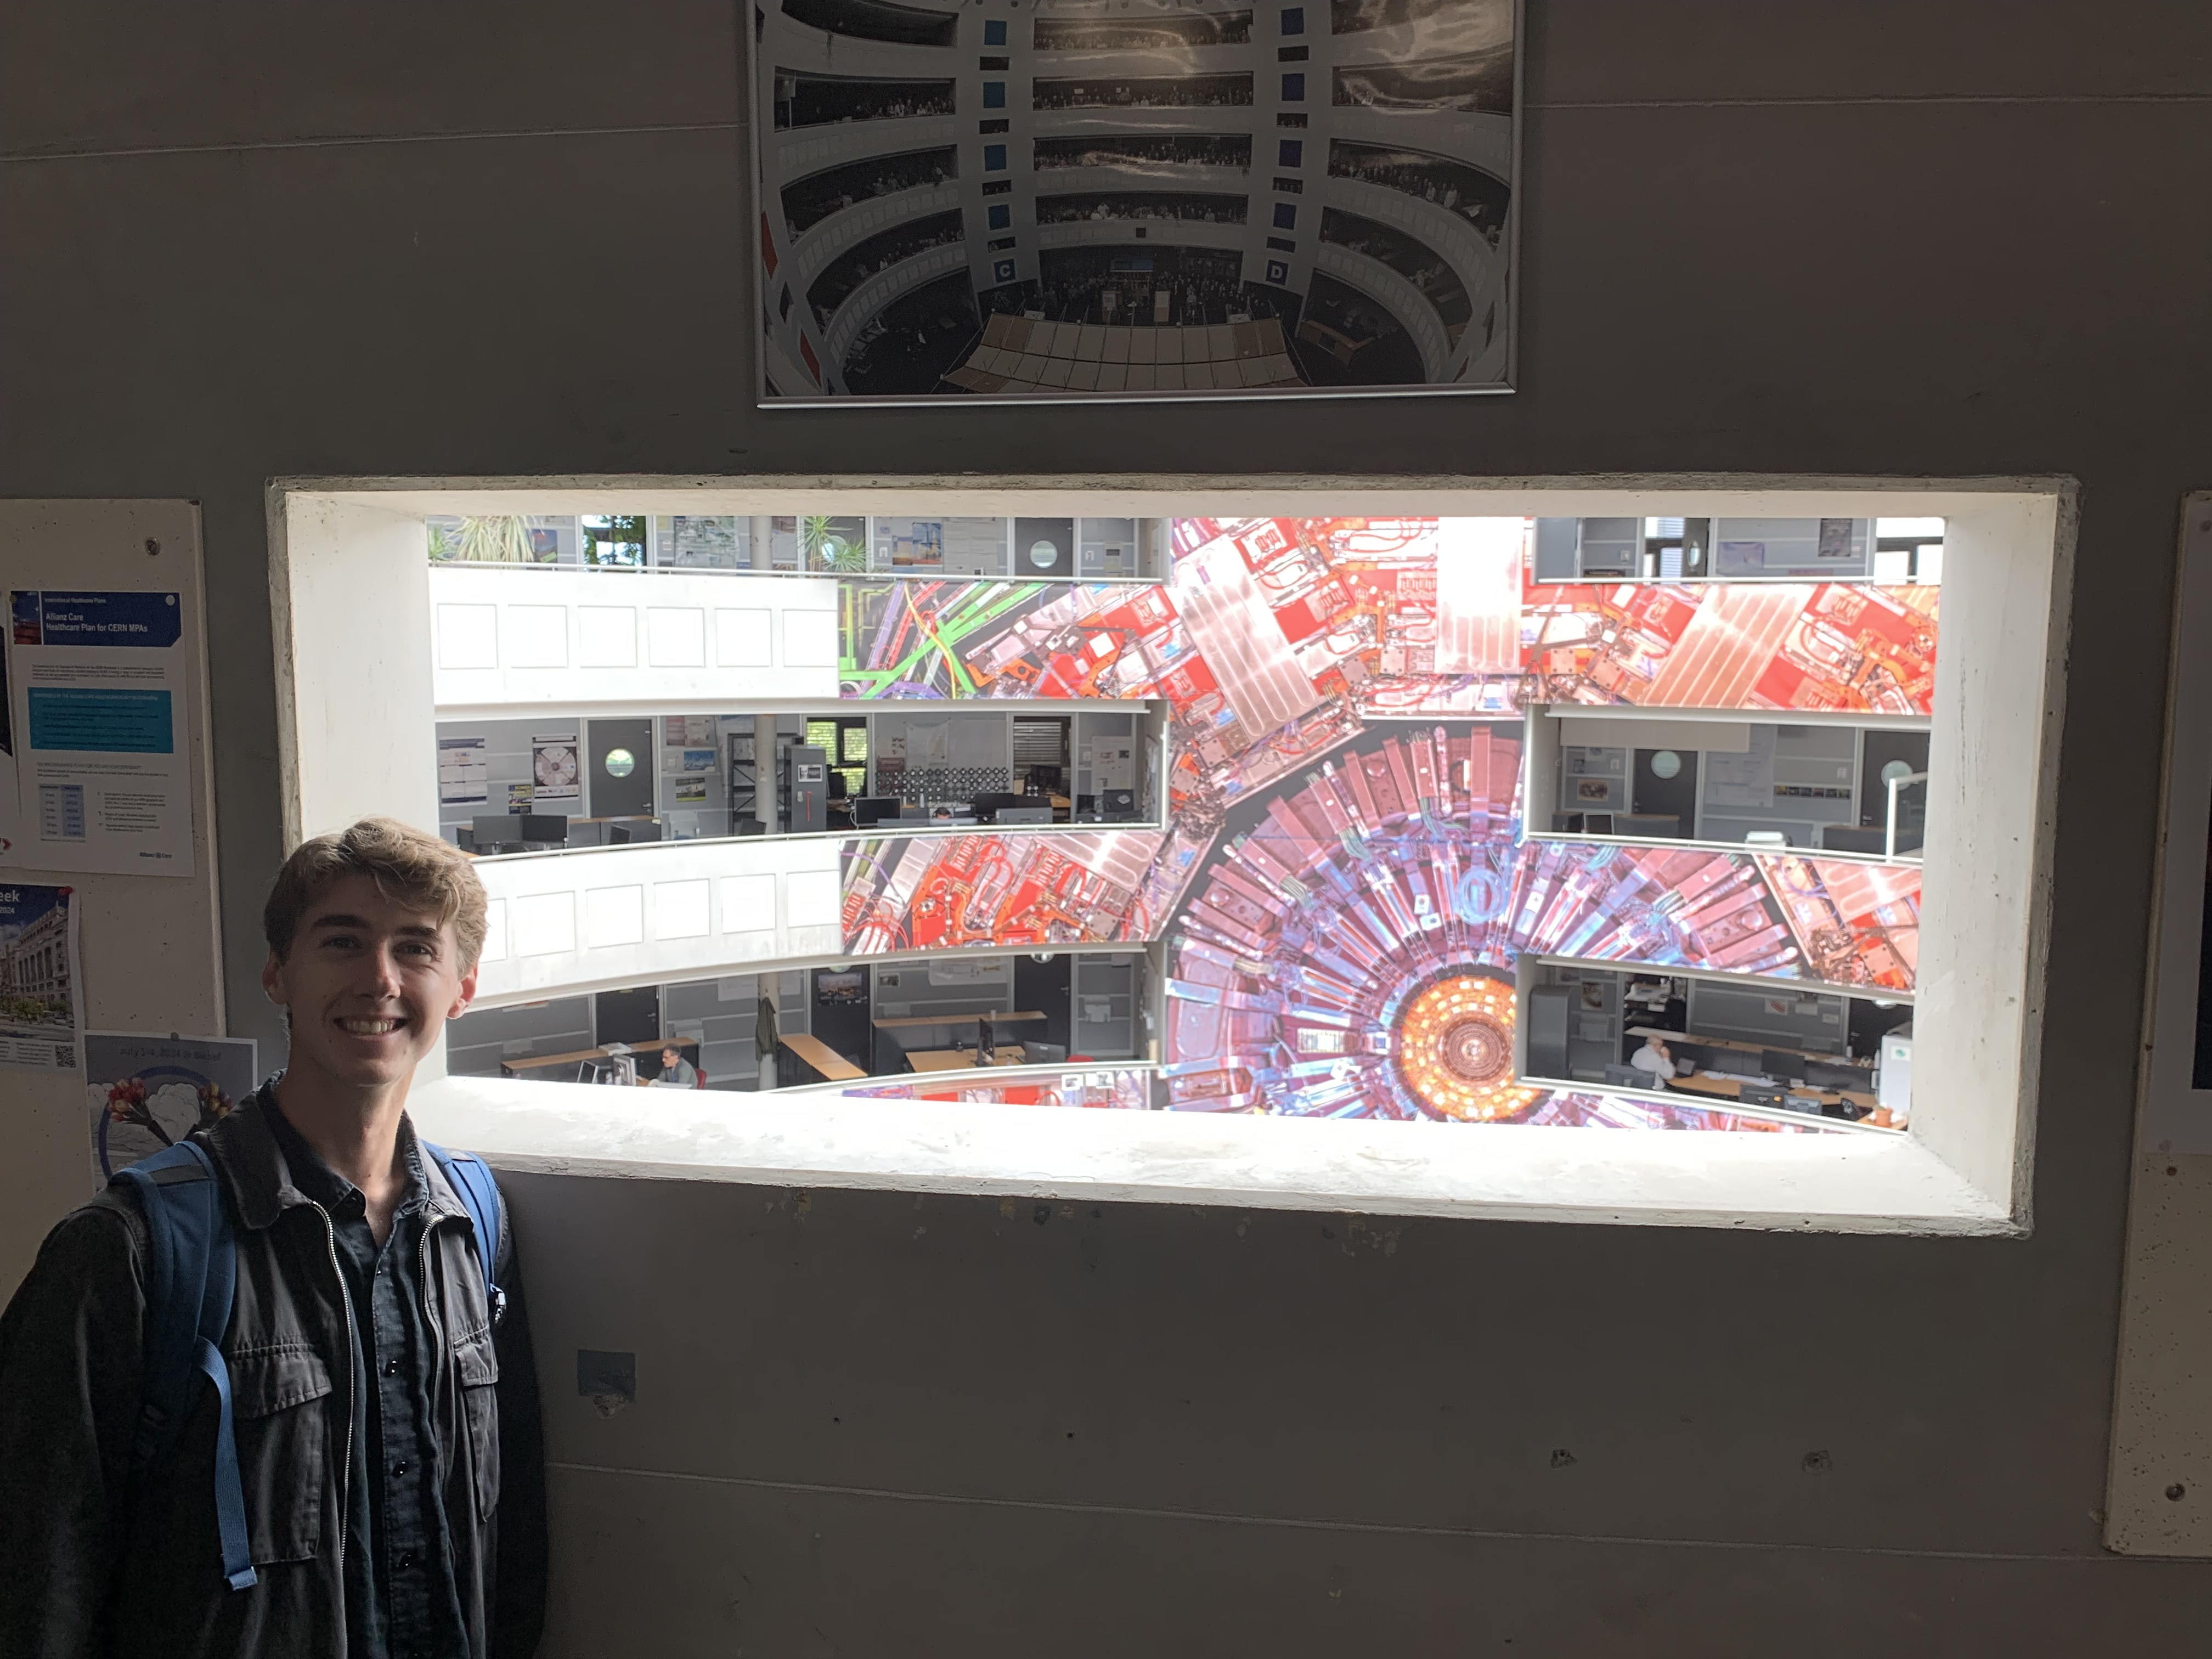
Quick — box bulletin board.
[2107,494,2212,1556]
[0,502,222,1301]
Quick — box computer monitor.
[1760,1048,1809,1083]
[1101,788,1136,820]
[1805,1060,1867,1092]
[971,792,1021,823]
[1022,1041,1068,1064]
[1817,823,1888,854]
[1583,812,1615,836]
[472,812,567,850]
[851,797,899,827]
[1602,1063,1645,1088]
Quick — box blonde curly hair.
[263,817,488,972]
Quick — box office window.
[292,482,2056,1234]
[984,143,1007,171]
[1281,5,1304,34]
[1265,238,1295,253]
[979,117,1009,133]
[984,17,1006,44]
[1273,177,1303,195]
[1272,202,1297,230]
[1281,72,1305,101]
[1278,138,1303,168]
[983,81,1006,109]
[1278,45,1308,61]
[988,202,1011,229]
[981,179,1012,195]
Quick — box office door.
[587,718,656,817]
[1014,516,1074,578]
[1632,748,1699,837]
[1859,729,1930,849]
[594,984,663,1048]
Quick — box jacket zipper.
[314,1204,359,1573]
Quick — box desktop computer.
[851,797,900,827]
[999,805,1053,825]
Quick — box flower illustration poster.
[84,1030,258,1187]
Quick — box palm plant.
[454,515,538,563]
[800,514,867,572]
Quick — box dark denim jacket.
[0,1094,547,1659]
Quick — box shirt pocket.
[227,1342,334,1565]
[452,1320,501,1518]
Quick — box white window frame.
[270,477,2069,1233]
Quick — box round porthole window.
[1649,749,1682,780]
[603,747,636,778]
[1879,759,1916,786]
[1029,540,1060,569]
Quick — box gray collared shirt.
[264,1101,469,1659]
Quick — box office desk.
[780,1033,866,1082]
[1668,1070,1882,1115]
[501,1035,697,1081]
[871,1009,1046,1031]
[1626,1026,1873,1076]
[909,1046,1032,1073]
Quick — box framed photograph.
[1575,777,1611,802]
[750,0,1520,406]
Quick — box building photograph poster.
[0,881,82,1072]
[752,0,1517,404]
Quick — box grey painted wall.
[6,3,2210,1650]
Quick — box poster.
[438,735,488,806]
[0,623,17,860]
[752,0,1519,405]
[84,1031,259,1186]
[531,732,580,805]
[672,777,709,805]
[0,881,82,1071]
[5,590,195,874]
[2139,497,2212,1152]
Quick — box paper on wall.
[84,1030,259,1187]
[5,591,195,874]
[531,732,580,804]
[438,735,488,806]
[0,881,83,1071]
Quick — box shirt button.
[383,1357,402,1376]
[399,1551,415,1571]
[392,1460,409,1477]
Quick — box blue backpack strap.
[422,1142,506,1323]
[112,1141,259,1592]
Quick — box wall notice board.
[2108,495,2212,1556]
[0,503,222,1302]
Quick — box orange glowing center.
[1394,972,1539,1121]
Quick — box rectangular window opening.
[287,483,2056,1235]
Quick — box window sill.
[408,1074,2016,1235]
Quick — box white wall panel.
[470,837,847,1007]
[429,566,840,713]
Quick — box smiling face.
[262,872,477,1096]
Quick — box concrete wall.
[5,3,2210,1652]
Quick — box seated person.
[1626,1032,1674,1090]
[651,1043,699,1088]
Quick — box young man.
[0,817,545,1658]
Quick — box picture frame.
[749,0,1521,406]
